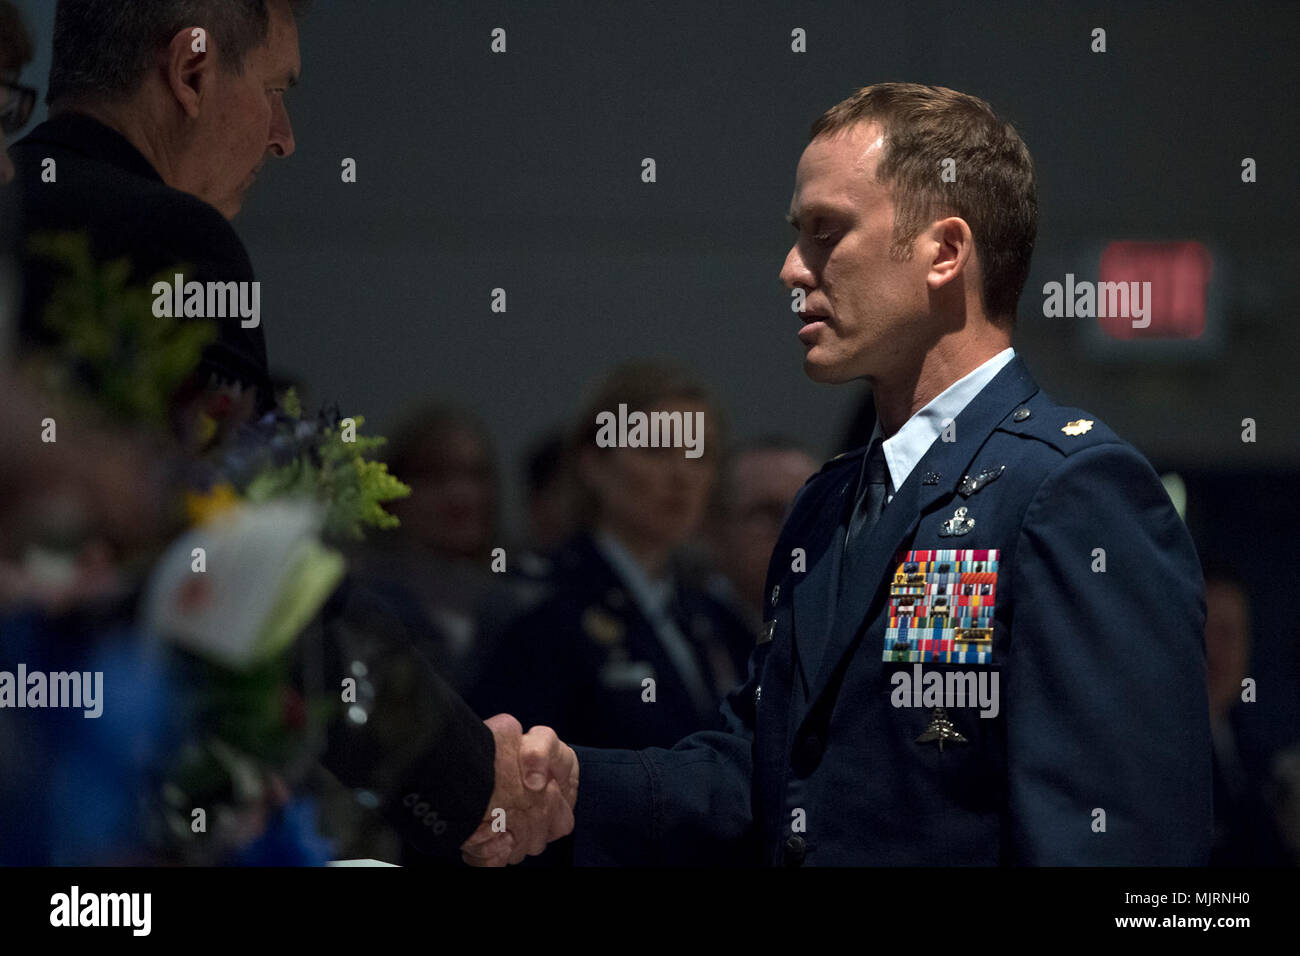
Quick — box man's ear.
[925,216,975,293]
[163,26,214,119]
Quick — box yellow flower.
[196,411,219,449]
[186,483,241,526]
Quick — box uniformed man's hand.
[461,713,579,866]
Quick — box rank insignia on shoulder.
[882,549,999,665]
[957,464,1005,497]
[1061,418,1094,436]
[583,607,624,645]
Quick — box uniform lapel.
[788,462,857,696]
[799,356,1042,722]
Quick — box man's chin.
[218,183,254,221]
[802,352,856,385]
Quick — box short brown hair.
[810,82,1038,322]
[48,0,308,105]
[0,1,34,70]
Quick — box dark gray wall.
[14,0,1300,513]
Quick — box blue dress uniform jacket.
[572,356,1212,865]
[468,533,753,750]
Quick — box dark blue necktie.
[846,437,890,550]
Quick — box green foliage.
[279,385,303,419]
[237,412,410,543]
[318,416,411,541]
[29,232,214,427]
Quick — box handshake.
[460,714,579,866]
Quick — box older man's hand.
[460,714,579,866]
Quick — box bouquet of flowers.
[27,231,410,863]
[188,393,410,545]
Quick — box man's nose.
[268,102,295,159]
[780,243,814,290]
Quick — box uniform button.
[1012,406,1031,422]
[754,684,763,704]
[783,835,807,867]
[770,584,780,606]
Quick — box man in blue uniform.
[469,82,1211,867]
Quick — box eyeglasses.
[1,80,36,135]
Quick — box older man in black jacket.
[11,0,306,407]
[4,0,577,865]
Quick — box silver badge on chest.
[938,505,976,537]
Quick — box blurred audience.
[467,361,753,754]
[523,430,580,559]
[387,404,499,563]
[1203,563,1293,865]
[705,437,818,629]
[0,0,33,184]
[345,403,503,685]
[1272,740,1300,864]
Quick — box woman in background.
[468,361,754,752]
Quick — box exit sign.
[1098,241,1213,340]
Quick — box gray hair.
[48,0,305,104]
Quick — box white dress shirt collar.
[868,347,1016,497]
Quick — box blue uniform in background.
[571,354,1212,865]
[468,532,753,750]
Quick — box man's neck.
[870,332,1011,438]
[53,97,176,185]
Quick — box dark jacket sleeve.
[317,578,495,858]
[1005,443,1212,864]
[572,657,759,866]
